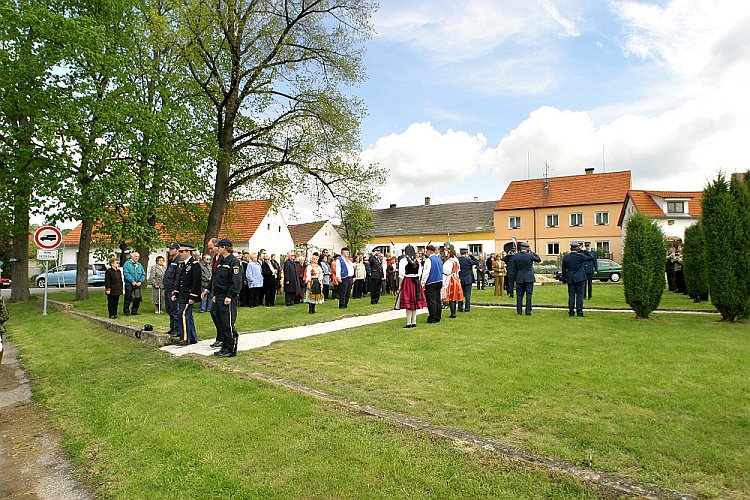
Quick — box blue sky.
[289,0,750,222]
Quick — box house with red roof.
[617,190,702,244]
[494,168,631,261]
[288,220,346,258]
[61,200,295,268]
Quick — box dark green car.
[554,258,622,283]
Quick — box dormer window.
[667,201,684,214]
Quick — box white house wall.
[308,222,346,254]
[245,211,295,257]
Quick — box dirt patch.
[0,341,94,500]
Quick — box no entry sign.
[34,226,63,250]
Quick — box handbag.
[132,286,142,301]
[393,288,401,310]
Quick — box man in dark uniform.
[162,242,182,337]
[457,248,479,312]
[503,250,515,297]
[201,238,224,349]
[173,243,202,346]
[369,250,383,304]
[509,242,541,315]
[582,242,598,300]
[562,242,595,317]
[212,238,243,357]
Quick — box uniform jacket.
[104,267,124,295]
[509,251,541,283]
[163,255,182,291]
[123,259,146,285]
[212,253,243,299]
[562,250,594,283]
[369,255,383,280]
[582,251,598,274]
[283,257,301,293]
[175,256,202,303]
[503,253,515,277]
[458,254,479,285]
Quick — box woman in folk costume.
[442,248,464,318]
[303,252,325,313]
[398,245,427,328]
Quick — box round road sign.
[34,226,63,250]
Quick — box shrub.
[682,222,709,302]
[623,212,665,318]
[701,173,750,321]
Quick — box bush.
[623,212,665,318]
[701,173,750,321]
[682,222,709,302]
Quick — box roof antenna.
[527,151,530,179]
[602,144,606,173]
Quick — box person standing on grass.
[303,252,325,313]
[562,242,595,317]
[503,250,516,298]
[261,251,277,306]
[493,254,506,296]
[368,250,384,304]
[122,251,146,316]
[283,251,301,306]
[105,257,124,319]
[212,238,243,358]
[198,254,212,313]
[0,292,8,366]
[163,242,182,337]
[441,248,463,318]
[333,247,355,309]
[509,242,541,316]
[149,256,166,314]
[202,238,225,350]
[245,252,263,307]
[173,244,202,346]
[582,242,598,300]
[398,245,426,328]
[457,248,479,312]
[421,244,444,323]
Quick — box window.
[595,211,609,225]
[667,201,684,214]
[546,242,560,255]
[509,216,521,229]
[596,241,610,257]
[267,223,271,230]
[570,213,583,226]
[469,244,483,255]
[546,214,559,227]
[278,226,281,232]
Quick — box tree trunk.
[75,218,93,301]
[204,150,232,252]
[9,202,30,302]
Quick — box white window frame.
[667,201,685,214]
[595,211,609,226]
[570,213,584,226]
[596,241,610,255]
[509,216,521,229]
[546,242,560,255]
[468,244,483,255]
[546,214,559,228]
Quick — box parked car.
[35,263,107,288]
[0,277,10,289]
[554,258,623,283]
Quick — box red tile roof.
[495,170,631,210]
[62,200,274,246]
[288,221,327,245]
[617,190,702,226]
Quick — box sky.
[287,0,750,223]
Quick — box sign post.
[34,226,63,315]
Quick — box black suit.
[369,255,383,304]
[509,250,541,315]
[283,258,300,306]
[562,250,594,316]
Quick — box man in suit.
[368,250,384,304]
[458,248,479,312]
[509,242,541,315]
[421,245,444,322]
[582,242,598,300]
[503,250,515,297]
[283,251,300,306]
[562,242,595,317]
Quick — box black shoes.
[216,350,236,358]
[210,341,223,348]
[449,314,457,318]
[131,312,139,316]
[124,312,130,316]
[402,324,416,328]
[176,340,189,346]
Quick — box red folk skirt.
[399,276,427,310]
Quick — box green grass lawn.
[6,302,594,499]
[473,283,717,311]
[234,308,749,498]
[51,289,394,340]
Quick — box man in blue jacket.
[582,242,598,299]
[458,248,479,312]
[122,251,146,316]
[509,242,541,315]
[163,242,182,337]
[562,242,595,317]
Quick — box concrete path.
[161,308,426,357]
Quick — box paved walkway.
[161,308,426,357]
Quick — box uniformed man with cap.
[211,238,243,357]
[582,242,598,299]
[173,243,202,346]
[562,242,595,317]
[163,242,182,337]
[508,242,541,315]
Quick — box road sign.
[34,226,63,250]
[37,249,59,261]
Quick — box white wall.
[245,210,295,258]
[307,221,346,254]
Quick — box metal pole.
[43,260,49,315]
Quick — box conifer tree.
[682,222,708,302]
[623,212,665,318]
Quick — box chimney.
[389,203,396,209]
[585,167,595,175]
[424,197,431,206]
[473,197,479,202]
